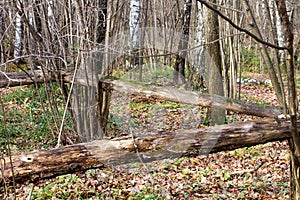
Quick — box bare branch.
[196,0,287,50]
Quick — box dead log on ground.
[0,70,54,88]
[97,78,281,118]
[1,119,293,185]
[0,70,281,118]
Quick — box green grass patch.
[118,64,174,84]
[0,84,73,153]
[241,47,261,73]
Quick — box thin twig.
[196,0,287,50]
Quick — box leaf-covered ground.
[11,141,290,199]
[1,79,292,199]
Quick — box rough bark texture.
[275,0,300,198]
[203,0,226,125]
[1,119,294,185]
[96,0,109,136]
[173,0,192,84]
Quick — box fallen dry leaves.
[4,81,294,199]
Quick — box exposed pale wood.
[1,119,293,185]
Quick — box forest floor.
[1,73,294,199]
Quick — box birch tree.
[263,0,286,110]
[187,1,205,90]
[129,0,140,79]
[129,0,140,52]
[14,0,23,59]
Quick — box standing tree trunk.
[229,0,239,99]
[97,0,109,136]
[264,0,286,111]
[129,0,140,54]
[71,0,109,142]
[188,1,205,90]
[203,0,225,125]
[14,1,23,60]
[0,1,4,65]
[173,0,192,84]
[129,0,140,80]
[275,0,300,198]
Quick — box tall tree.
[275,0,300,198]
[0,1,4,64]
[129,0,140,79]
[97,0,110,137]
[14,0,23,59]
[129,0,140,52]
[173,0,192,84]
[71,0,109,142]
[264,0,286,111]
[203,0,225,125]
[228,0,239,99]
[187,1,205,90]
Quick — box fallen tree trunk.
[1,119,293,185]
[97,78,281,118]
[0,70,281,118]
[0,70,54,88]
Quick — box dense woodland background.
[1,0,300,199]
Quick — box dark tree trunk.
[173,0,192,84]
[97,0,110,136]
[275,0,300,198]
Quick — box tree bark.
[203,0,225,125]
[97,0,110,137]
[1,119,294,185]
[173,0,192,84]
[275,0,300,198]
[129,0,140,71]
[263,0,286,112]
[13,1,24,59]
[188,1,205,90]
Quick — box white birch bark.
[129,0,140,50]
[47,0,54,19]
[189,1,206,89]
[274,1,285,58]
[195,1,205,77]
[14,1,23,58]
